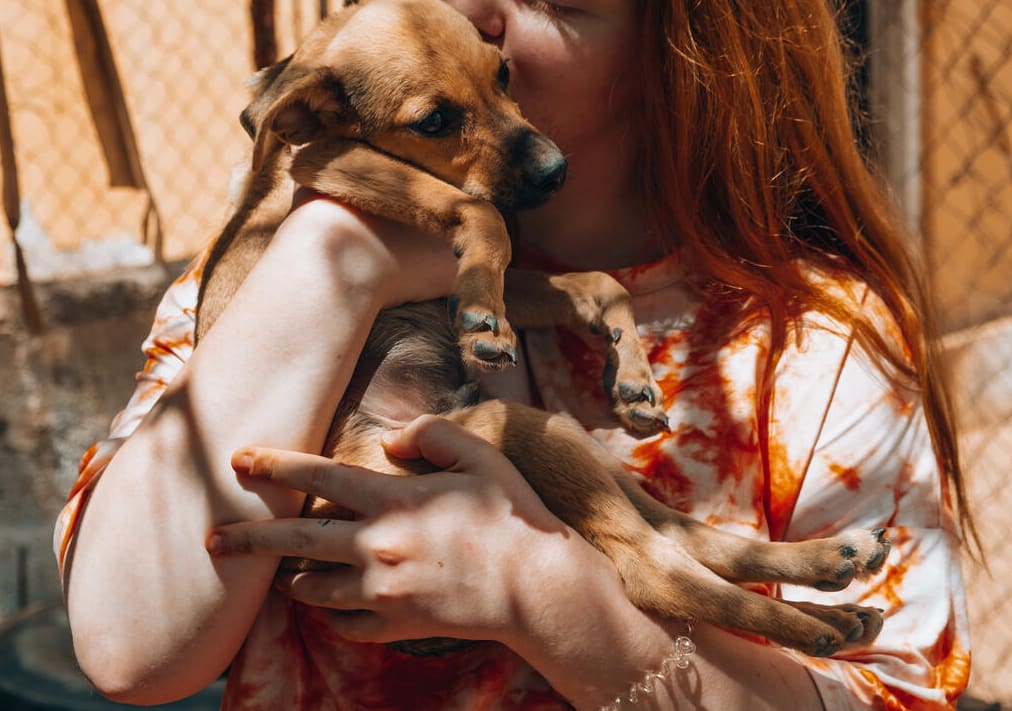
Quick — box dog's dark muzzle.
[503,130,567,211]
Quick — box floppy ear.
[240,54,293,140]
[240,57,350,172]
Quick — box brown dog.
[196,0,890,658]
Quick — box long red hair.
[637,0,977,550]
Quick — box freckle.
[436,560,444,568]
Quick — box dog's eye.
[497,60,510,92]
[412,109,447,136]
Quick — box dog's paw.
[612,380,670,436]
[448,295,518,371]
[810,528,891,592]
[789,601,884,656]
[603,356,669,437]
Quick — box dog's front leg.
[504,269,669,436]
[290,137,517,371]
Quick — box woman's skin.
[63,1,825,709]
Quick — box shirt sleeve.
[768,295,970,710]
[53,253,205,578]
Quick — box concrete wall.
[0,263,183,618]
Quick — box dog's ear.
[240,54,294,140]
[241,58,350,173]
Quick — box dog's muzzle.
[509,131,568,211]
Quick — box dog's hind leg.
[613,470,891,592]
[447,400,882,655]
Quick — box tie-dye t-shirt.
[55,249,970,710]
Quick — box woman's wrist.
[275,197,393,313]
[498,528,678,709]
[281,193,456,310]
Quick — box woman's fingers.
[381,414,495,472]
[231,448,397,515]
[277,570,423,644]
[275,569,371,612]
[206,517,366,565]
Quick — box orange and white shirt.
[55,250,970,710]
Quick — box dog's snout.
[528,153,567,195]
[509,131,567,210]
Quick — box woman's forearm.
[63,202,399,703]
[503,535,824,711]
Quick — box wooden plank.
[0,35,43,334]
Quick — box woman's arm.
[62,197,456,704]
[208,417,824,711]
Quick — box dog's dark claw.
[460,311,498,334]
[617,382,657,406]
[471,339,517,366]
[471,339,500,360]
[872,528,888,542]
[610,327,622,344]
[506,345,518,366]
[845,623,865,643]
[812,635,839,657]
[627,408,670,433]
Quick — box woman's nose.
[443,0,505,46]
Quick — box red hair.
[636,0,977,550]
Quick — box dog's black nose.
[494,130,568,211]
[522,133,570,206]
[529,155,567,195]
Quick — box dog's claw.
[461,311,498,334]
[470,338,517,368]
[617,382,658,406]
[623,408,670,435]
[812,635,840,657]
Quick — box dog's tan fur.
[196,0,890,658]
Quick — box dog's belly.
[299,300,484,657]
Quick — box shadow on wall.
[0,261,187,621]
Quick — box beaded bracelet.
[600,625,696,711]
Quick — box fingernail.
[206,532,226,555]
[232,450,254,475]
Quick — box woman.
[57,1,972,709]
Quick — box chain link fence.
[864,1,1012,708]
[0,0,329,287]
[0,0,1009,708]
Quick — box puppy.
[196,0,890,658]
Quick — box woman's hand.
[204,414,828,710]
[206,414,576,645]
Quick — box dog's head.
[241,0,566,212]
